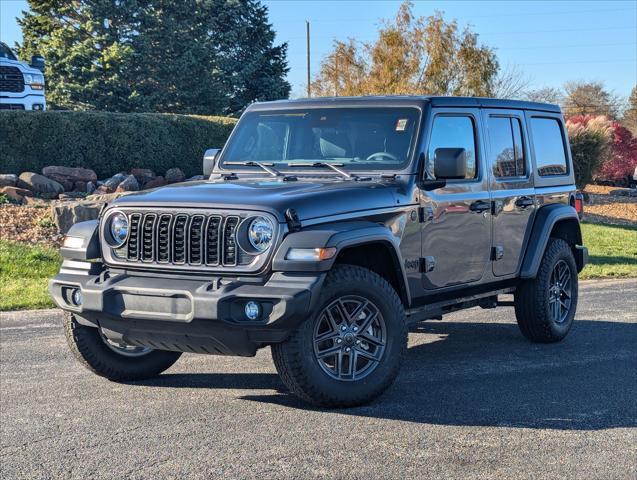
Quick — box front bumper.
[0,92,46,110]
[49,261,324,356]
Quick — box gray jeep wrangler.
[50,96,588,407]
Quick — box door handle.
[470,200,490,213]
[515,196,534,208]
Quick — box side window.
[489,117,525,178]
[428,116,477,180]
[531,117,568,176]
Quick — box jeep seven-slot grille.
[120,212,243,267]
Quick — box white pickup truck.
[0,41,46,111]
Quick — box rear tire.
[63,312,182,381]
[272,265,407,408]
[514,238,578,343]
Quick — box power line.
[283,25,636,41]
[294,6,637,23]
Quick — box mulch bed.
[0,203,63,247]
[583,185,637,226]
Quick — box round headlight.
[248,216,273,252]
[109,212,129,247]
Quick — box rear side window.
[428,116,477,179]
[531,117,568,176]
[489,117,525,178]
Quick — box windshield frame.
[216,103,424,176]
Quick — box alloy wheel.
[548,259,572,324]
[98,329,153,357]
[312,295,387,381]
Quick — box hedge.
[0,111,237,179]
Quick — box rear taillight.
[574,192,584,219]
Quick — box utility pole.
[306,21,311,98]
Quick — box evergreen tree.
[17,0,290,114]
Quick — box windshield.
[0,42,17,61]
[221,107,420,171]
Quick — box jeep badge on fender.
[50,96,587,408]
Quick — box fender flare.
[60,220,101,260]
[520,204,582,279]
[272,220,410,304]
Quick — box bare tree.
[563,81,622,119]
[525,87,564,105]
[492,64,530,99]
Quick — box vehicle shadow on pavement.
[237,319,637,430]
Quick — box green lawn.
[580,222,637,279]
[0,222,635,311]
[0,240,61,311]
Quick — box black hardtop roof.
[248,95,561,114]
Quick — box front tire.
[63,312,182,381]
[272,265,407,408]
[514,238,579,343]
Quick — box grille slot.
[157,215,172,263]
[172,215,188,264]
[223,216,240,266]
[188,215,205,265]
[141,214,157,261]
[118,211,264,269]
[205,216,221,265]
[127,214,142,260]
[0,66,25,93]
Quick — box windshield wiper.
[224,161,282,177]
[286,161,352,180]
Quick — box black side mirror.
[434,148,467,180]
[30,55,45,71]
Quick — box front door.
[482,109,535,277]
[420,109,492,289]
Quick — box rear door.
[482,109,535,277]
[420,108,492,289]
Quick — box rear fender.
[520,204,584,278]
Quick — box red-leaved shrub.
[596,123,637,184]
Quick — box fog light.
[32,103,44,110]
[72,289,83,306]
[244,301,260,321]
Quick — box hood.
[0,58,40,74]
[111,176,405,222]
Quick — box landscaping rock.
[52,191,135,233]
[96,173,127,194]
[144,176,167,189]
[131,168,156,185]
[0,186,33,204]
[51,200,103,234]
[85,191,133,203]
[55,178,75,192]
[165,168,185,184]
[17,172,65,196]
[0,174,18,187]
[86,181,96,194]
[115,175,140,192]
[22,196,50,207]
[42,166,97,183]
[186,175,205,182]
[59,192,88,200]
[74,181,87,192]
[609,188,637,197]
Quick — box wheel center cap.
[343,333,356,345]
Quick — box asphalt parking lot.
[1,278,635,479]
